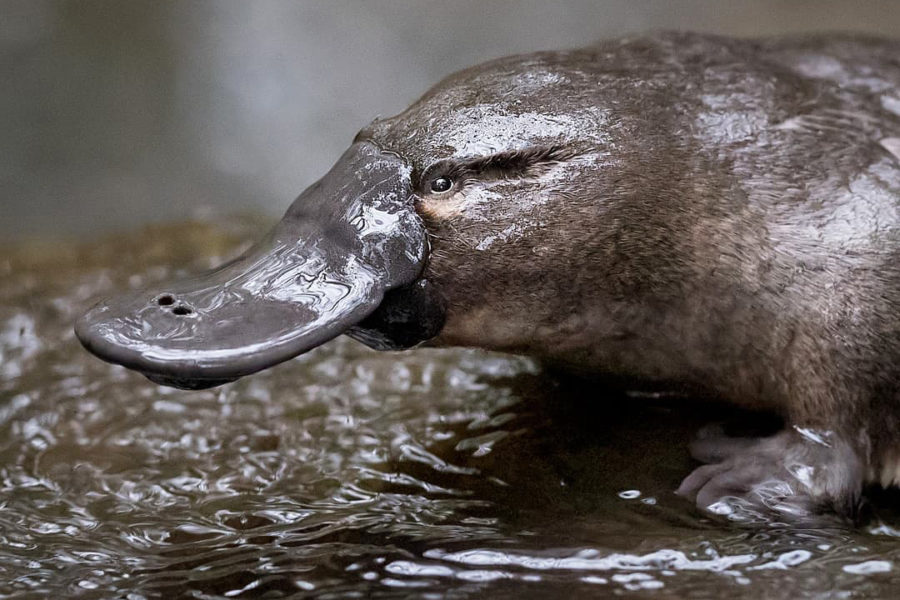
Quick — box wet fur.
[362,32,900,520]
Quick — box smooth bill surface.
[74,143,427,389]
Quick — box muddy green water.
[3,216,900,599]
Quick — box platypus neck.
[431,287,785,409]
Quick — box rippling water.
[3,216,900,598]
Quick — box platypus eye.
[430,177,453,194]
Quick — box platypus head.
[77,47,668,388]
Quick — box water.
[3,216,900,598]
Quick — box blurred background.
[3,0,900,242]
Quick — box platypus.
[76,32,900,521]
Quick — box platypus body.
[76,32,900,521]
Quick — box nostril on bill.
[154,294,193,316]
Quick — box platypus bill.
[76,32,900,523]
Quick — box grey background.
[3,0,899,241]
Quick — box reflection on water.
[2,215,900,598]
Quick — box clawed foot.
[677,425,863,524]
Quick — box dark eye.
[430,177,453,194]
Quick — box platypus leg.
[677,425,865,523]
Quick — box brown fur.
[361,32,900,520]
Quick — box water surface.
[2,216,900,598]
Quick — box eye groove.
[419,145,574,195]
[430,177,453,194]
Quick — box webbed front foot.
[677,426,863,524]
